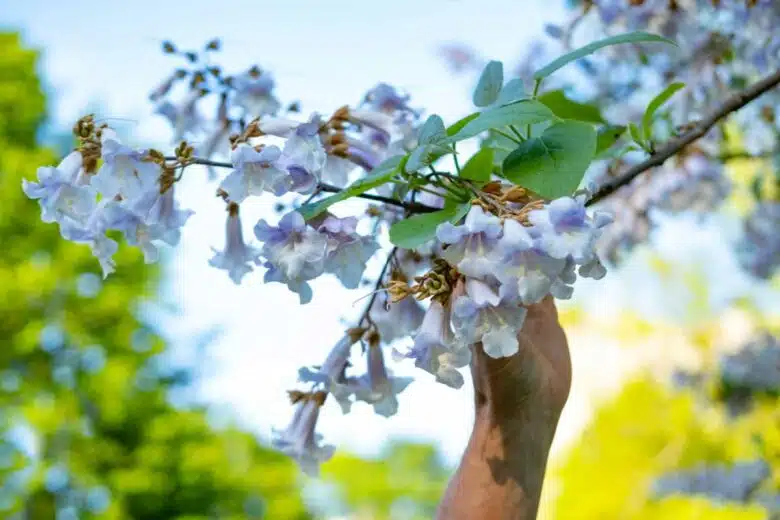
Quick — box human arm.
[436,296,572,520]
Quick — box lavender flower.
[22,151,96,226]
[436,206,503,278]
[393,300,471,389]
[317,216,379,289]
[298,330,363,413]
[369,293,425,344]
[272,391,335,477]
[58,218,119,279]
[737,201,780,280]
[232,69,281,117]
[451,278,527,359]
[255,211,328,303]
[129,185,194,247]
[91,129,161,202]
[219,144,289,202]
[351,342,413,417]
[209,203,261,284]
[528,196,610,263]
[87,199,161,264]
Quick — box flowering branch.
[166,156,439,213]
[587,68,780,206]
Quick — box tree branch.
[586,68,780,206]
[166,156,438,213]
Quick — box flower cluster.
[596,153,730,264]
[22,36,632,476]
[392,199,611,387]
[736,201,780,280]
[719,333,780,395]
[22,123,194,278]
[652,460,772,504]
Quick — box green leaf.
[595,125,626,156]
[473,60,503,107]
[449,100,554,142]
[628,122,645,148]
[533,31,677,81]
[641,82,685,142]
[537,89,605,123]
[418,115,446,145]
[459,148,494,184]
[298,155,405,220]
[389,205,469,249]
[446,113,479,137]
[405,143,451,172]
[502,121,596,199]
[495,78,526,106]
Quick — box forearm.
[436,298,570,520]
[435,398,561,520]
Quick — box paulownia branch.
[165,156,438,213]
[587,68,780,206]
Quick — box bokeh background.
[1,0,778,518]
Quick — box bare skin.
[436,296,572,520]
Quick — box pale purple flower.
[219,144,289,202]
[496,247,566,306]
[318,216,379,289]
[349,109,395,135]
[352,343,413,417]
[272,392,335,477]
[363,83,413,114]
[369,293,425,344]
[451,278,527,358]
[528,197,598,263]
[232,70,281,117]
[437,206,503,278]
[255,211,329,302]
[320,155,355,187]
[58,217,119,279]
[258,116,302,138]
[22,151,96,225]
[298,331,363,414]
[737,201,780,279]
[209,204,261,284]
[579,256,607,280]
[129,186,194,247]
[155,90,203,141]
[91,129,161,202]
[393,300,471,389]
[281,118,327,176]
[87,199,161,264]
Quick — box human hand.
[437,296,571,520]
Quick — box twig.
[358,246,398,328]
[164,156,438,213]
[587,68,780,206]
[316,183,437,213]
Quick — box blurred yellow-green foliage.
[550,377,778,519]
[0,31,309,519]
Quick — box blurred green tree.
[319,440,450,519]
[0,31,310,520]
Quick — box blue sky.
[5,0,777,467]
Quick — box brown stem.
[587,68,780,206]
